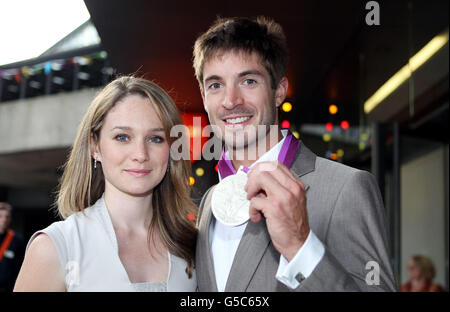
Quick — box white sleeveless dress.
[26,195,197,292]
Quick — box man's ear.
[274,77,289,108]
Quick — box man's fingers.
[246,163,306,204]
[249,196,268,223]
[248,161,305,191]
[245,169,285,200]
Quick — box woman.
[400,255,445,292]
[14,76,197,291]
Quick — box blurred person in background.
[0,202,25,292]
[14,76,197,292]
[401,255,446,292]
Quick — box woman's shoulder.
[14,230,66,291]
[58,197,105,227]
[28,197,105,247]
[429,283,446,292]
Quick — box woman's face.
[407,259,422,279]
[92,94,170,198]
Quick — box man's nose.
[222,85,243,109]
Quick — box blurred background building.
[0,0,448,290]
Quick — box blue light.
[44,62,52,75]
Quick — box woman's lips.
[125,169,151,177]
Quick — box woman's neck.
[411,277,429,291]
[104,183,153,233]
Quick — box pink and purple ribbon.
[218,131,300,179]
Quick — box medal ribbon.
[217,131,300,179]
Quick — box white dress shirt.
[211,130,325,291]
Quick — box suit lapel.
[224,217,271,291]
[196,187,218,291]
[291,141,316,179]
[224,141,317,291]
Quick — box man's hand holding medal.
[211,132,308,262]
[245,161,310,262]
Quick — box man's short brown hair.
[193,16,289,92]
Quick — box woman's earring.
[94,157,97,169]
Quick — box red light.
[281,120,290,129]
[340,120,349,130]
[180,113,209,163]
[325,122,333,132]
[14,73,22,83]
[187,213,195,222]
[215,164,218,172]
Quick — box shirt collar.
[219,129,289,180]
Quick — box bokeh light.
[281,102,292,112]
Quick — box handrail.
[0,45,113,103]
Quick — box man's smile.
[222,115,254,128]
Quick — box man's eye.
[243,79,257,85]
[149,136,164,143]
[115,134,129,142]
[208,82,221,90]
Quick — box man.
[0,202,25,292]
[192,16,396,291]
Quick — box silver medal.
[211,167,250,227]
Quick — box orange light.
[340,120,349,130]
[281,120,290,129]
[281,102,292,112]
[180,113,209,163]
[330,153,338,160]
[188,176,195,186]
[325,122,333,132]
[329,104,338,115]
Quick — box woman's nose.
[132,140,149,162]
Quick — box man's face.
[0,209,11,234]
[201,51,287,150]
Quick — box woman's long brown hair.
[55,76,197,277]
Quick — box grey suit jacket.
[196,143,397,292]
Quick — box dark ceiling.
[84,0,449,128]
[0,0,448,201]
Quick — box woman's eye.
[115,134,129,142]
[149,136,164,143]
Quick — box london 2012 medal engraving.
[211,168,250,227]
